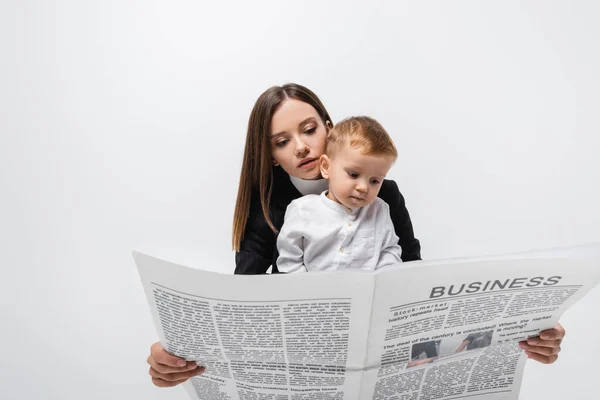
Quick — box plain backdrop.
[1,1,599,399]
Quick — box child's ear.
[319,155,331,179]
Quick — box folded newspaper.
[133,243,600,400]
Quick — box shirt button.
[340,246,344,252]
[348,223,352,227]
[346,208,352,214]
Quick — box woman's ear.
[326,120,333,131]
[272,158,280,166]
[319,154,331,179]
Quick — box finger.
[151,342,188,367]
[526,337,562,348]
[149,366,205,382]
[540,324,566,340]
[520,343,561,357]
[149,358,198,375]
[524,350,559,365]
[149,365,203,382]
[152,377,191,388]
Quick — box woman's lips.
[298,159,317,169]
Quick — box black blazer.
[235,167,421,274]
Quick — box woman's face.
[270,99,328,180]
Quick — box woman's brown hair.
[232,83,332,251]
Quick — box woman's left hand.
[519,323,565,364]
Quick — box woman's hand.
[519,323,565,364]
[147,342,205,387]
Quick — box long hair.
[232,83,331,251]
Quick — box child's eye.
[347,171,359,178]
[370,179,381,185]
[275,139,288,147]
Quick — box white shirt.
[277,191,403,272]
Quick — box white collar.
[320,190,360,215]
[289,175,329,196]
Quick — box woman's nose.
[294,138,309,157]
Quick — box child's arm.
[276,202,308,273]
[376,203,403,269]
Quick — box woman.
[146,83,566,387]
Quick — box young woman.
[146,83,566,387]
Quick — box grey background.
[1,1,599,399]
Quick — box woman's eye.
[276,139,288,147]
[304,127,316,134]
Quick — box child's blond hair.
[326,116,398,159]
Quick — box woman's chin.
[294,169,322,180]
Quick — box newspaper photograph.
[133,243,600,400]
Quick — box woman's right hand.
[147,342,205,387]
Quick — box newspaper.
[133,243,600,400]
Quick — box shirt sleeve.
[385,180,422,262]
[234,192,276,275]
[376,202,403,269]
[276,201,308,273]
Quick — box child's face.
[320,146,395,210]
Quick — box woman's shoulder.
[378,179,406,205]
[270,167,303,206]
[248,170,301,208]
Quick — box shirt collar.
[289,175,329,196]
[319,190,360,215]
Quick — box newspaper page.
[133,243,600,400]
[363,257,599,400]
[135,252,377,400]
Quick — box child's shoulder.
[288,194,322,210]
[284,194,322,221]
[369,196,391,213]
